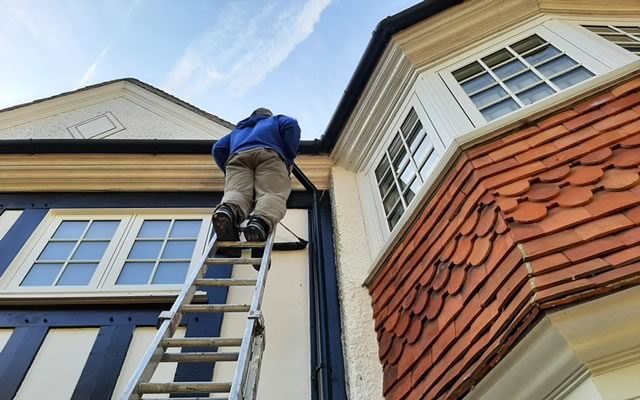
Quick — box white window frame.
[362,93,447,244]
[575,22,640,59]
[440,23,612,127]
[0,209,212,298]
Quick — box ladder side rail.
[119,233,219,400]
[229,229,277,399]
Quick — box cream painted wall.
[212,209,311,399]
[330,166,384,400]
[111,327,187,399]
[592,362,640,400]
[0,96,227,140]
[15,328,98,400]
[0,328,13,352]
[564,379,604,400]
[0,210,22,241]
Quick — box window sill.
[363,58,640,287]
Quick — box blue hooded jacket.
[212,114,301,172]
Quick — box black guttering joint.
[318,0,462,153]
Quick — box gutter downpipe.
[292,164,345,400]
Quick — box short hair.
[251,107,273,117]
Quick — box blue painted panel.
[0,209,48,277]
[0,326,48,400]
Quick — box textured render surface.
[368,77,640,400]
[0,96,228,140]
[331,166,385,400]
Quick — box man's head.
[251,107,273,117]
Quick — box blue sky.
[0,0,420,139]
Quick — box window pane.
[392,146,409,174]
[482,48,513,68]
[387,134,404,162]
[383,188,400,214]
[471,86,508,108]
[420,151,440,181]
[117,262,155,285]
[414,137,434,166]
[537,56,577,77]
[170,220,201,238]
[452,61,484,81]
[619,27,640,35]
[622,44,640,55]
[84,221,119,239]
[162,240,196,259]
[375,157,390,181]
[39,242,75,261]
[584,25,617,34]
[400,109,418,136]
[152,262,190,284]
[403,178,421,205]
[399,163,416,187]
[493,60,526,79]
[600,34,636,43]
[461,73,495,94]
[138,220,171,238]
[481,98,520,121]
[378,170,395,197]
[505,71,541,92]
[129,240,163,259]
[551,67,594,90]
[387,203,404,230]
[52,221,88,239]
[57,263,98,286]
[406,123,425,150]
[21,263,63,286]
[517,83,555,105]
[71,241,109,260]
[524,45,561,65]
[511,35,546,54]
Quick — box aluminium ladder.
[119,228,277,400]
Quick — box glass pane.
[471,86,508,108]
[537,55,578,77]
[420,151,440,181]
[57,263,98,286]
[511,35,546,54]
[21,263,63,286]
[392,146,409,174]
[453,61,484,81]
[461,73,495,94]
[552,67,594,90]
[481,98,520,121]
[403,179,421,205]
[84,221,119,239]
[71,241,108,260]
[414,137,434,166]
[505,71,541,92]
[138,220,171,238]
[493,60,526,79]
[383,188,400,214]
[387,203,404,230]
[622,44,640,55]
[170,220,201,238]
[406,123,425,150]
[378,170,395,197]
[399,163,416,187]
[128,240,163,259]
[619,27,640,35]
[600,34,636,43]
[517,83,555,105]
[524,45,561,65]
[387,134,404,162]
[162,240,196,259]
[152,262,190,284]
[39,242,75,261]
[116,262,155,285]
[52,221,88,239]
[400,109,418,136]
[375,157,390,181]
[583,25,617,34]
[482,48,513,68]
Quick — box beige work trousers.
[220,148,291,229]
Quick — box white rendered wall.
[212,209,311,399]
[331,166,384,400]
[0,96,227,140]
[0,328,13,352]
[564,378,604,400]
[0,210,22,241]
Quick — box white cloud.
[164,0,331,98]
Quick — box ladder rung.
[206,257,262,265]
[143,398,226,400]
[195,278,257,287]
[217,241,266,248]
[162,337,243,348]
[162,352,239,363]
[182,304,250,313]
[138,382,231,394]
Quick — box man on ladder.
[212,107,301,243]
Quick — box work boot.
[244,216,269,242]
[212,205,241,258]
